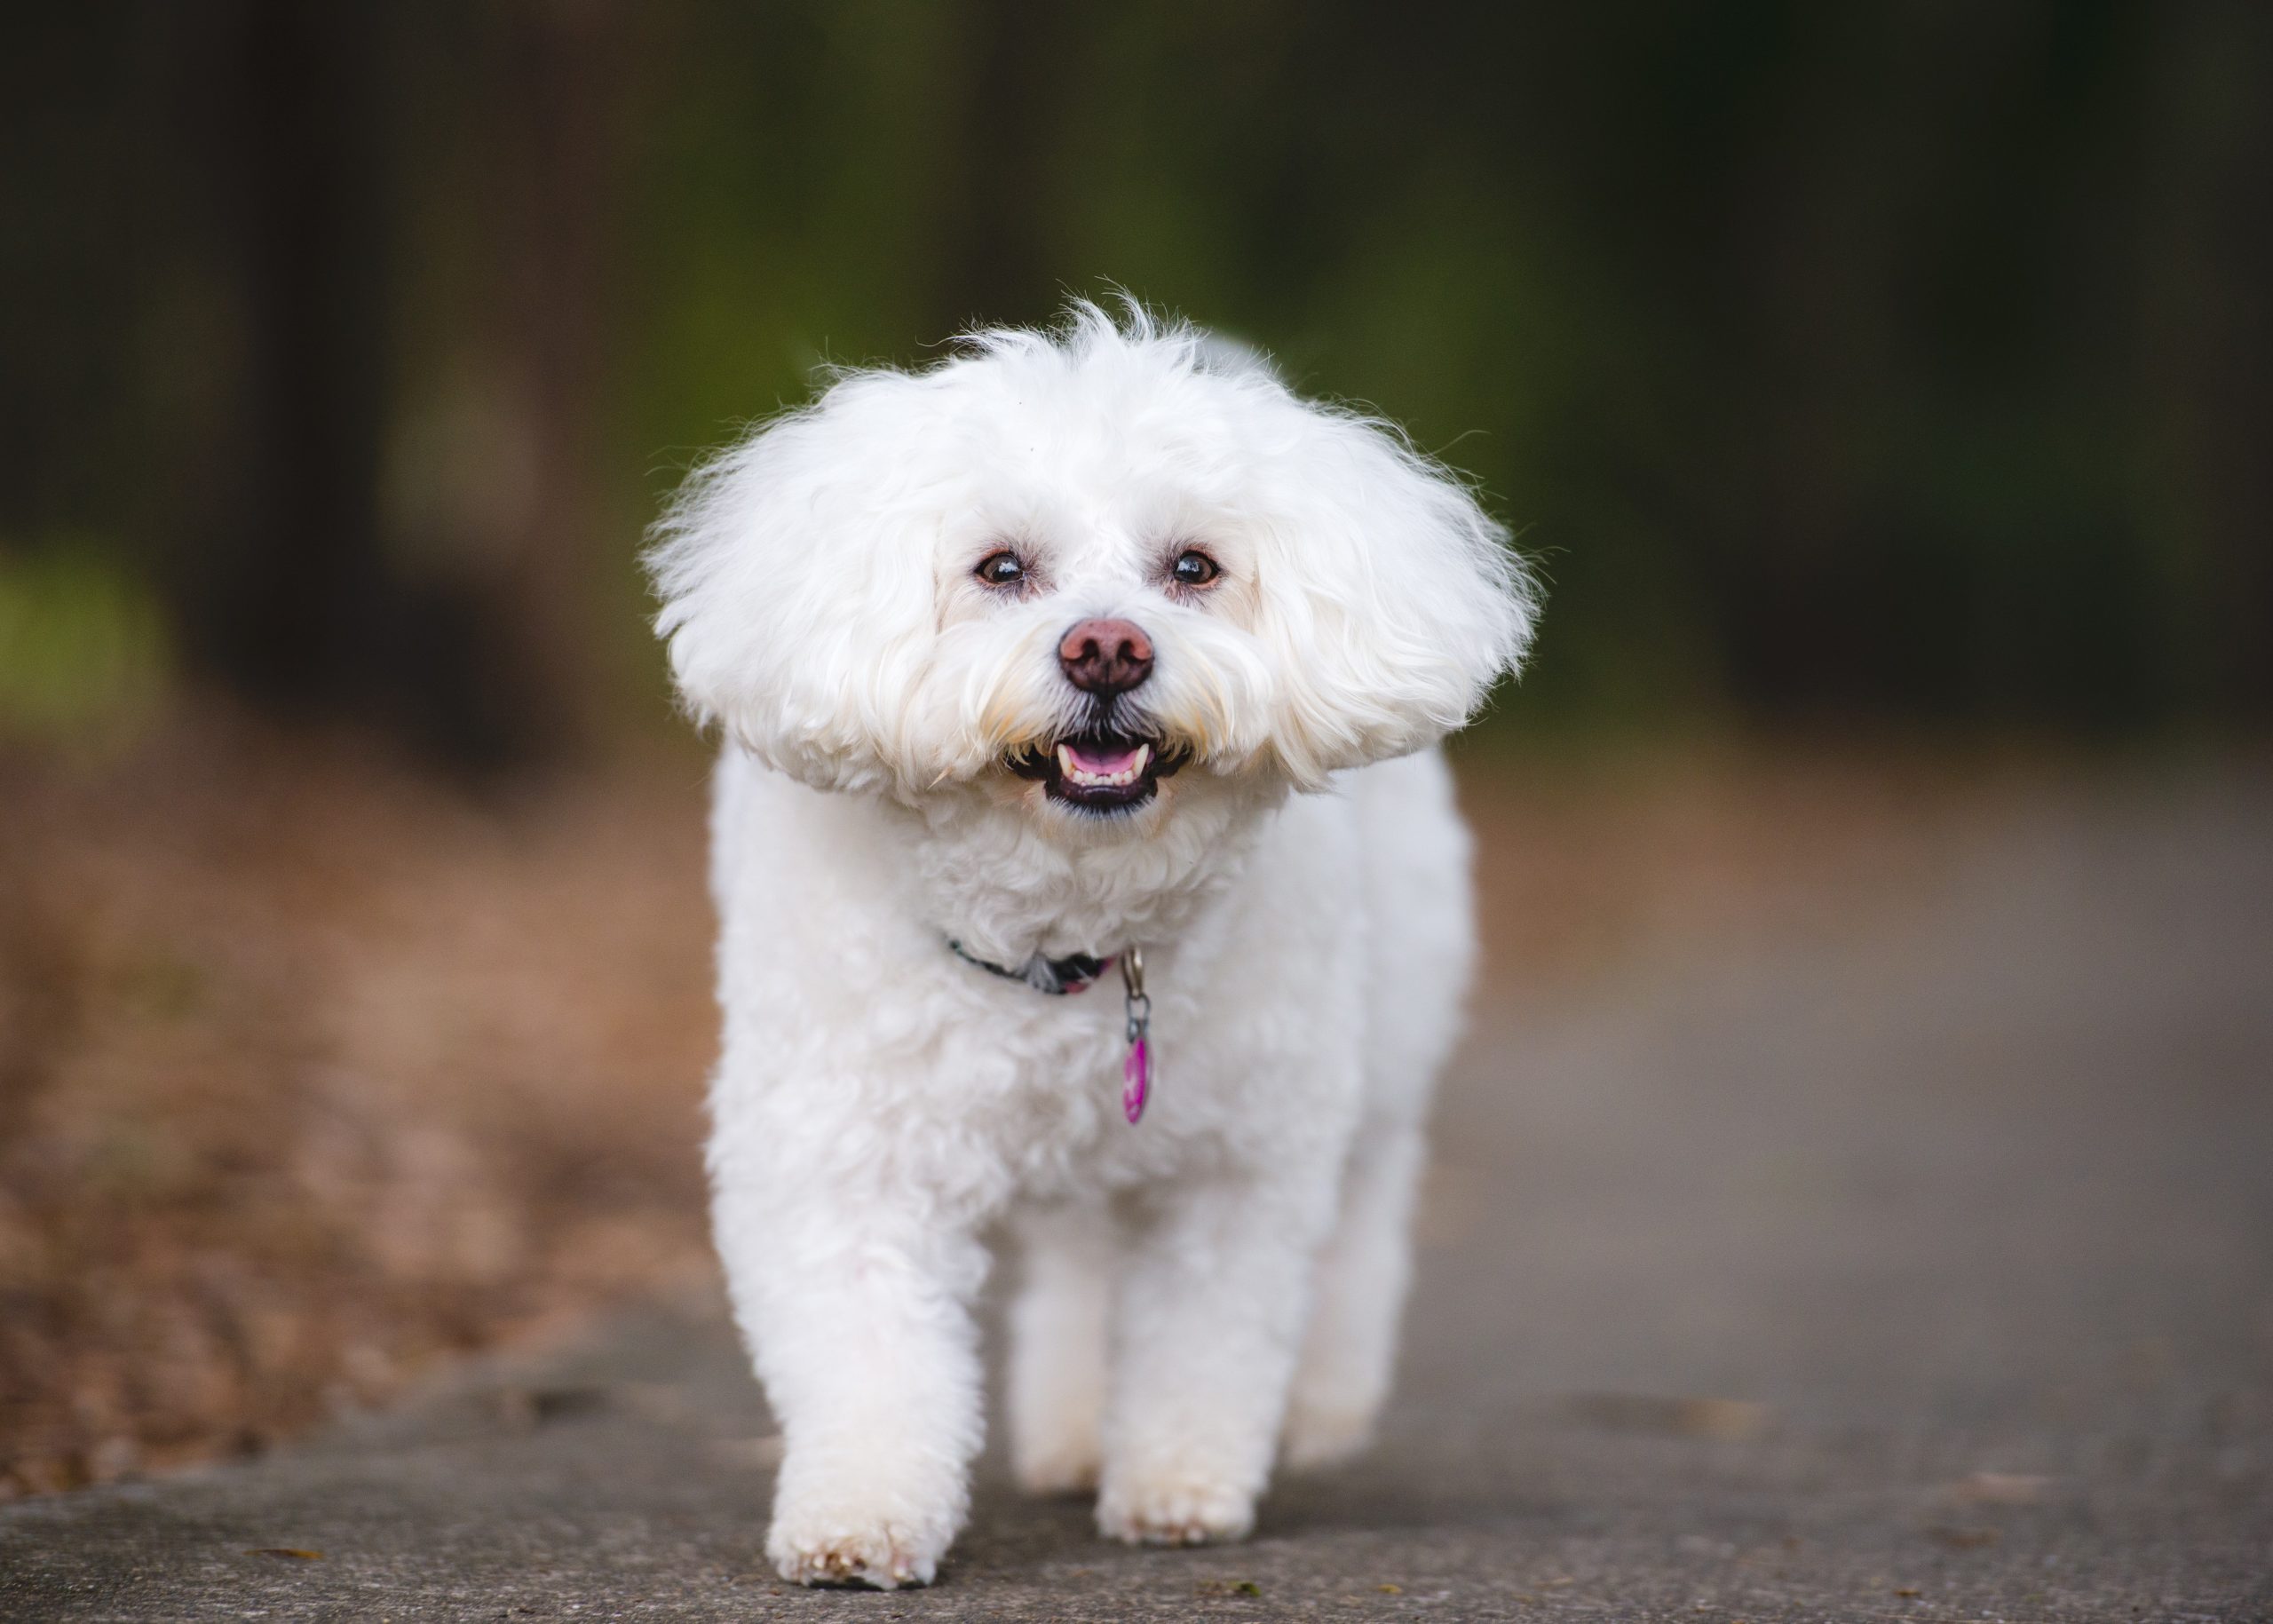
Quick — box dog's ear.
[647,376,939,794]
[1249,414,1536,786]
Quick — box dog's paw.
[1280,1395,1377,1470]
[766,1505,946,1590]
[1097,1470,1255,1547]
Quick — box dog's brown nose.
[1057,618,1154,694]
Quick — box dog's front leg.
[715,1179,986,1589]
[1097,1169,1334,1546]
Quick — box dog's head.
[650,304,1535,826]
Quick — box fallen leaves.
[1567,1393,1770,1441]
[1946,1471,2049,1506]
[0,719,716,1497]
[1196,1578,1263,1597]
[1928,1525,2002,1549]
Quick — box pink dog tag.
[1122,1035,1150,1124]
[1119,947,1152,1125]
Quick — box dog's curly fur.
[648,303,1535,1587]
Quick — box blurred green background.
[4,1,2269,762]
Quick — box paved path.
[6,769,2271,1620]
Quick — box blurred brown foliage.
[0,714,714,1497]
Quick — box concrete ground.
[5,766,2270,1621]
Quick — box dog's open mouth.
[1006,734,1185,812]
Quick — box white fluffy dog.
[648,304,1534,1588]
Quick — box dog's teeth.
[1051,741,1156,792]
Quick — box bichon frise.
[648,303,1535,1588]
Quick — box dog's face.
[651,306,1534,830]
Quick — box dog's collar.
[946,939,1113,996]
[946,939,1155,1124]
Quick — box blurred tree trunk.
[2142,3,2273,716]
[927,0,1075,337]
[179,0,624,766]
[191,0,391,719]
[482,0,623,760]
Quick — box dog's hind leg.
[1280,748,1471,1470]
[1281,1121,1426,1469]
[1096,1169,1337,1546]
[1007,1202,1113,1496]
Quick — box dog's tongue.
[1064,741,1144,776]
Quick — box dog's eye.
[1169,550,1220,588]
[975,551,1026,589]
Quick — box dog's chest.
[917,980,1216,1204]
